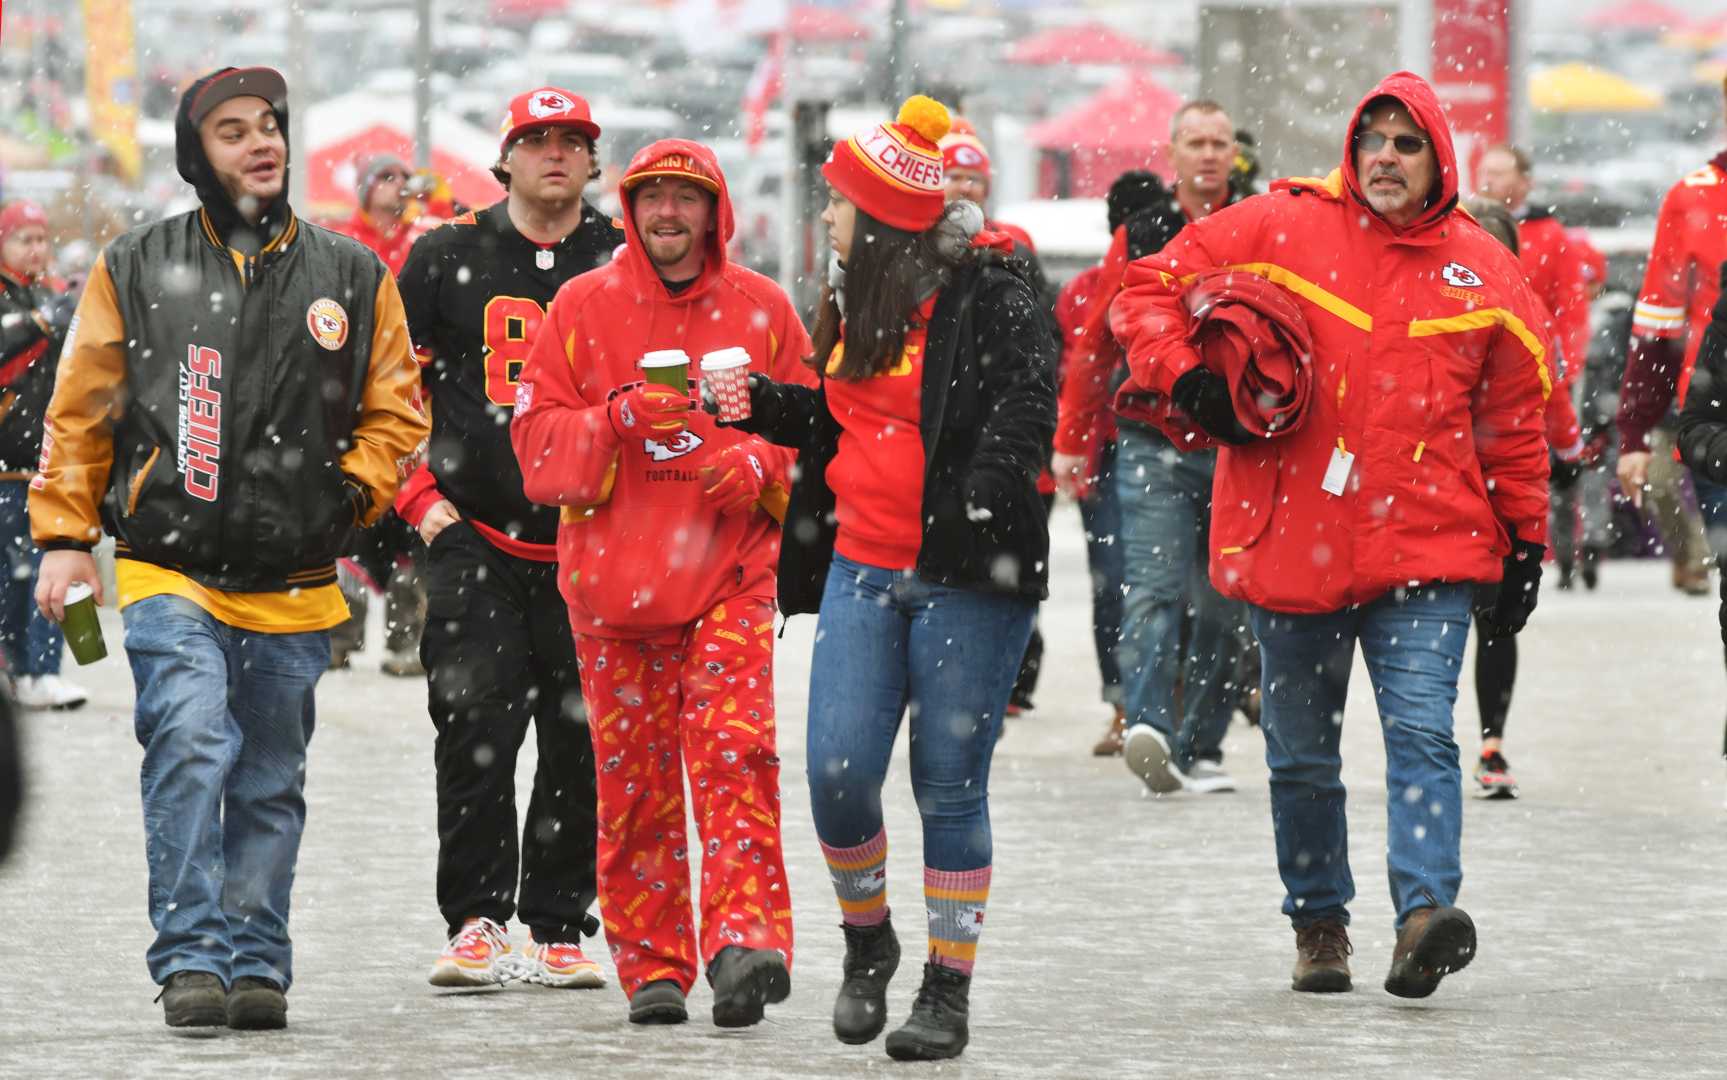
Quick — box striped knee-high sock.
[925,865,991,975]
[820,829,889,927]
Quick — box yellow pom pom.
[896,95,951,145]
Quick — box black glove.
[1170,367,1253,446]
[1474,534,1545,638]
[700,371,782,432]
[1549,452,1582,492]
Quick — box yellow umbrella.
[1530,62,1663,112]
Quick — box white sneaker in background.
[1183,759,1236,794]
[14,674,88,711]
[1124,724,1184,794]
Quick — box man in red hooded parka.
[1111,73,1551,1001]
[511,139,813,1029]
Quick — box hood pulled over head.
[175,66,292,250]
[1339,71,1458,232]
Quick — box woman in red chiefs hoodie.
[713,97,1056,1061]
[510,139,814,1029]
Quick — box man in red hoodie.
[511,140,813,1028]
[1112,72,1550,1000]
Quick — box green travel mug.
[641,349,691,391]
[61,582,106,665]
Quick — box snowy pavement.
[3,502,1726,1077]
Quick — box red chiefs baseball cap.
[498,87,600,157]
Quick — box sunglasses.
[1356,131,1430,156]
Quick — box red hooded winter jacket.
[1110,72,1552,615]
[511,139,814,640]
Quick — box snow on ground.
[2,502,1725,1076]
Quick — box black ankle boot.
[833,917,901,1044]
[1581,545,1601,590]
[706,946,790,1028]
[884,962,971,1061]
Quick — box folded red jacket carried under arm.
[1114,268,1314,447]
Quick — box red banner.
[1431,0,1515,191]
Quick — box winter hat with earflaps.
[824,95,951,232]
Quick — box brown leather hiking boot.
[1092,707,1126,756]
[1384,906,1476,999]
[1292,920,1353,992]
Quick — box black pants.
[1472,584,1516,743]
[422,522,598,943]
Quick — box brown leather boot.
[1384,906,1476,999]
[1091,706,1126,757]
[1291,920,1352,992]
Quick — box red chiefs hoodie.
[511,139,814,640]
[1110,72,1552,615]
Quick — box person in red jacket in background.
[1616,77,1727,598]
[1475,145,1603,590]
[511,139,813,1029]
[332,153,434,277]
[1112,72,1551,999]
[1056,103,1249,783]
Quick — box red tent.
[1027,73,1181,199]
[1583,0,1690,32]
[306,127,503,219]
[1007,23,1180,67]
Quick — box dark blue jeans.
[1078,439,1125,704]
[1248,584,1472,930]
[123,594,328,989]
[0,480,64,676]
[806,554,1035,871]
[1115,426,1241,766]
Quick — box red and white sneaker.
[525,939,606,988]
[1473,750,1518,800]
[429,917,511,987]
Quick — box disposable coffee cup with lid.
[61,581,107,666]
[701,347,754,422]
[640,349,692,391]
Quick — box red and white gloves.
[608,384,690,439]
[700,444,767,515]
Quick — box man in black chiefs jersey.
[395,87,623,990]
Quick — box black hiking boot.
[628,979,688,1025]
[884,963,971,1061]
[707,946,790,1028]
[834,917,901,1044]
[157,971,226,1029]
[225,976,287,1030]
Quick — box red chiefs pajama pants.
[574,596,793,997]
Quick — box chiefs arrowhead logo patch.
[528,89,576,119]
[1441,261,1482,288]
[645,430,705,461]
[306,298,349,351]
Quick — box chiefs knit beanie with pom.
[823,95,951,232]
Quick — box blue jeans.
[1248,584,1472,930]
[1079,440,1125,704]
[0,480,63,676]
[806,554,1035,870]
[1115,426,1242,766]
[122,594,328,989]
